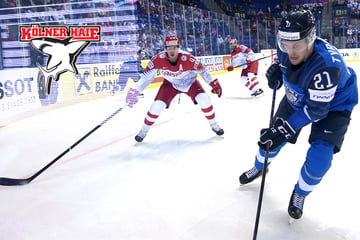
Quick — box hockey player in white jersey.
[126,36,224,142]
[227,39,264,97]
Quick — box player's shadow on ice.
[237,184,357,240]
[256,209,356,240]
[137,135,222,149]
[130,136,223,159]
[224,95,265,101]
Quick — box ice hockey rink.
[0,64,359,240]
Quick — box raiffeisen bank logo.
[19,24,101,93]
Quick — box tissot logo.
[19,24,101,94]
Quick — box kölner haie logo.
[19,24,101,94]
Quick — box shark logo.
[20,24,100,93]
[32,37,89,94]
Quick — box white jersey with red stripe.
[135,50,213,92]
[230,45,255,69]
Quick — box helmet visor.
[277,29,315,53]
[277,36,308,53]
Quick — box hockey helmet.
[277,9,316,53]
[140,50,146,58]
[229,38,238,45]
[165,36,180,48]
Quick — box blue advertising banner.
[333,6,350,18]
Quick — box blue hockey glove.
[266,60,283,89]
[258,117,296,150]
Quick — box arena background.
[1,0,360,126]
[0,1,360,239]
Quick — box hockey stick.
[0,104,127,186]
[252,84,278,240]
[234,54,275,68]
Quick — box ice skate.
[135,129,147,142]
[211,123,224,136]
[288,190,306,222]
[251,88,264,97]
[239,166,267,184]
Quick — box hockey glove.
[246,58,252,67]
[266,60,283,90]
[258,117,296,150]
[210,79,222,98]
[126,88,140,107]
[227,66,234,71]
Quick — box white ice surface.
[0,66,359,240]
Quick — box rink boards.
[0,48,359,126]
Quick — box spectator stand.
[2,0,356,71]
[0,0,139,69]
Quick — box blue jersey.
[118,59,145,85]
[120,59,144,74]
[278,37,358,130]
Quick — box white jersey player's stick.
[0,104,128,186]
[234,54,275,68]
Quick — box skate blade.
[252,93,265,98]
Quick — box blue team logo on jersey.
[284,81,303,105]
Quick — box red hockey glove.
[227,66,233,71]
[246,58,252,67]
[210,79,222,98]
[126,88,140,107]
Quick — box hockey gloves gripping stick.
[265,60,283,90]
[246,58,252,68]
[210,79,222,98]
[258,117,296,151]
[126,88,140,107]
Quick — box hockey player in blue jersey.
[110,50,146,95]
[239,9,358,220]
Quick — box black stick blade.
[0,178,30,186]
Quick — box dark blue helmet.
[277,10,316,53]
[278,9,315,41]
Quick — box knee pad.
[240,76,248,85]
[195,92,211,109]
[248,72,256,80]
[149,100,166,115]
